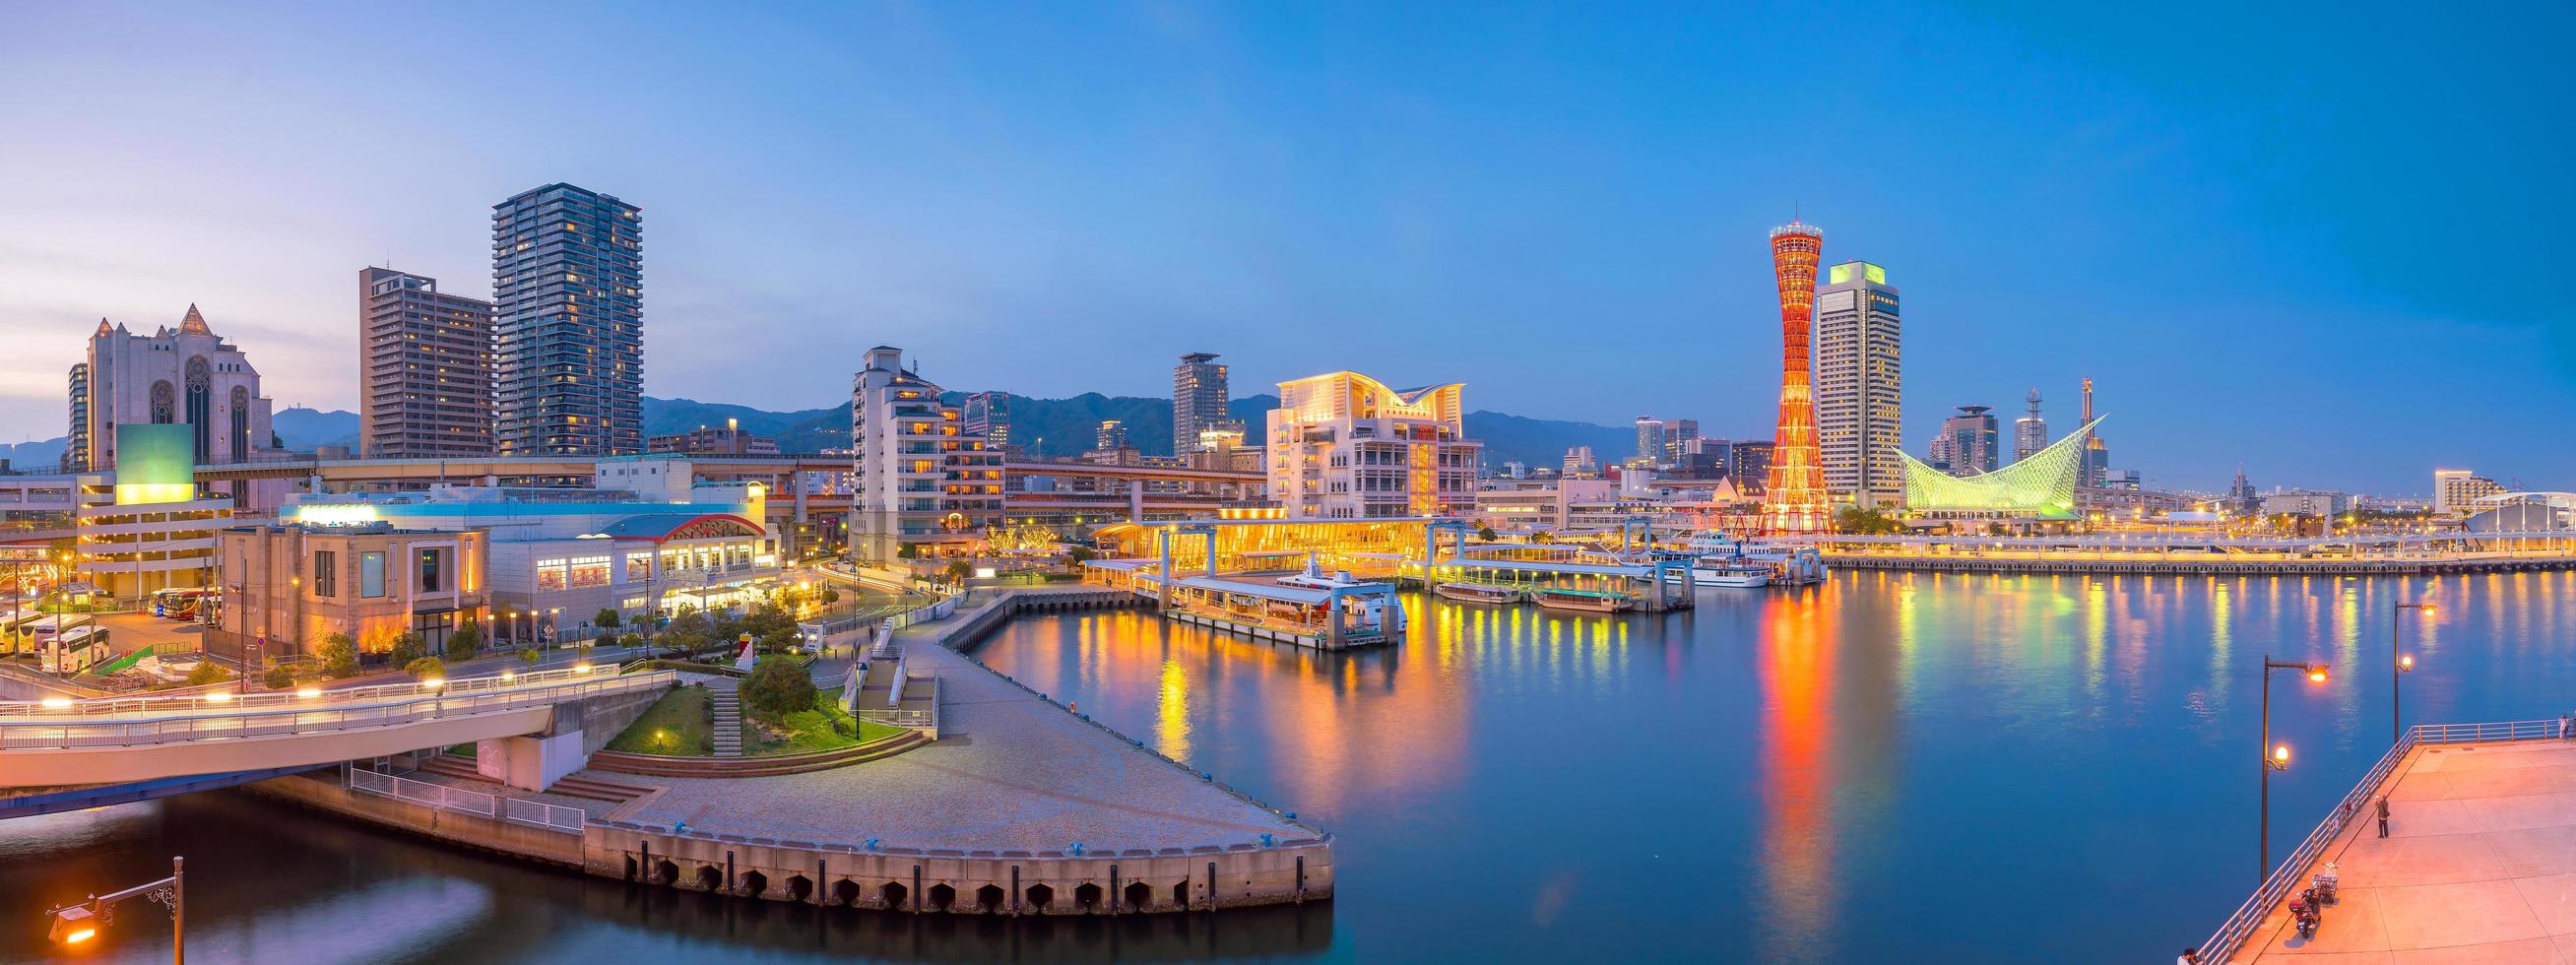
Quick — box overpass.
[0,665,674,789]
[1002,459,1262,486]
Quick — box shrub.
[445,621,483,661]
[1477,526,1499,543]
[186,661,232,686]
[389,631,426,666]
[317,632,359,678]
[595,609,621,630]
[262,666,296,690]
[517,648,541,671]
[819,588,840,606]
[741,656,817,722]
[404,656,446,681]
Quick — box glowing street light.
[2396,602,2437,743]
[2259,655,2331,883]
[45,856,181,961]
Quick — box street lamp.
[2260,656,2329,883]
[2395,602,2436,743]
[45,856,182,962]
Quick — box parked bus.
[152,587,215,621]
[40,623,106,676]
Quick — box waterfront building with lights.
[1815,260,1901,507]
[849,347,1003,560]
[1266,370,1481,519]
[1899,416,2099,521]
[71,305,278,471]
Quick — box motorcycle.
[2290,889,2321,939]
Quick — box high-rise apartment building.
[72,306,277,470]
[1634,417,1666,467]
[1173,352,1228,456]
[2434,469,2504,516]
[1764,222,1831,532]
[1928,406,1999,477]
[491,182,642,457]
[962,392,1011,450]
[1268,371,1480,519]
[1815,260,1901,508]
[358,267,496,459]
[2014,389,2047,462]
[1664,418,1700,467]
[65,363,89,472]
[850,347,1002,560]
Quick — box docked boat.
[1660,559,1772,589]
[1434,581,1524,605]
[1530,587,1634,613]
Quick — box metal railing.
[348,767,588,832]
[0,662,624,719]
[0,671,675,750]
[856,708,934,727]
[2193,719,2565,961]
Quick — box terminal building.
[1267,370,1481,519]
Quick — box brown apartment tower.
[358,267,497,458]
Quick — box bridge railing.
[0,671,675,750]
[2192,719,2563,961]
[0,663,618,719]
[347,766,589,832]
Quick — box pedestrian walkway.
[709,682,742,758]
[2237,738,2576,962]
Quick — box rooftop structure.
[1900,417,2102,520]
[2014,388,2047,463]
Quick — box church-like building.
[66,304,278,472]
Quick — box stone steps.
[710,685,743,758]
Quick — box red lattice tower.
[1764,221,1831,535]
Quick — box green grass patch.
[445,742,478,758]
[605,686,714,756]
[743,686,905,756]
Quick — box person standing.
[2377,796,2391,838]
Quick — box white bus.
[40,623,106,676]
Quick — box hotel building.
[71,305,278,470]
[1174,352,1228,455]
[1815,260,1902,508]
[850,347,1004,560]
[2435,469,2504,516]
[1267,371,1480,519]
[492,182,643,457]
[358,267,497,459]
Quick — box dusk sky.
[3,2,2568,493]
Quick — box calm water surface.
[11,572,2576,963]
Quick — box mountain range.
[4,395,1648,472]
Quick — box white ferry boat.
[1433,581,1525,605]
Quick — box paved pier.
[2234,739,2576,961]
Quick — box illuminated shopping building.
[1900,417,2102,521]
[1266,370,1481,519]
[1763,222,1832,533]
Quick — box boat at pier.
[1434,581,1525,605]
[1530,586,1634,613]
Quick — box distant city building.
[1664,418,1700,468]
[1502,461,1528,479]
[74,305,278,470]
[1816,260,1902,508]
[76,423,233,599]
[1634,417,1667,468]
[2261,488,2351,518]
[1562,445,1600,479]
[2434,469,2504,516]
[357,267,496,459]
[492,182,642,457]
[1927,405,1999,478]
[2014,389,2047,463]
[1095,419,1128,452]
[1173,352,1229,455]
[1268,371,1480,518]
[850,347,1003,560]
[2079,377,2110,487]
[64,362,89,472]
[648,421,780,456]
[2101,468,2142,490]
[1730,441,1774,496]
[962,392,1011,450]
[1764,222,1831,532]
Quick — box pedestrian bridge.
[0,665,676,788]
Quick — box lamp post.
[2395,602,2436,744]
[46,855,182,962]
[2261,656,2329,883]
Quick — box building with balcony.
[358,267,496,459]
[850,347,1002,560]
[1267,371,1480,519]
[1173,352,1228,455]
[492,182,643,457]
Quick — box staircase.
[416,753,487,784]
[547,773,655,804]
[710,683,743,758]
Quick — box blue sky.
[1,2,2567,493]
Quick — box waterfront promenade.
[2231,737,2576,961]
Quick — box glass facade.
[491,183,643,457]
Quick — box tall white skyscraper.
[1815,260,1901,507]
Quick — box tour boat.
[1434,581,1524,605]
[1530,587,1634,613]
[1660,559,1771,589]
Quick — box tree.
[739,604,800,653]
[1477,526,1499,543]
[262,666,295,690]
[389,631,426,667]
[187,660,233,686]
[517,648,541,671]
[595,609,621,630]
[819,588,841,606]
[741,655,817,722]
[317,632,360,678]
[446,620,483,660]
[662,610,716,657]
[404,656,446,680]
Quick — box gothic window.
[150,380,175,423]
[186,356,212,463]
[229,386,250,459]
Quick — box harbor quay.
[247,587,1331,917]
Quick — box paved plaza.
[600,617,1313,854]
[2239,739,2576,963]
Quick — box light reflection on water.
[975,571,2576,962]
